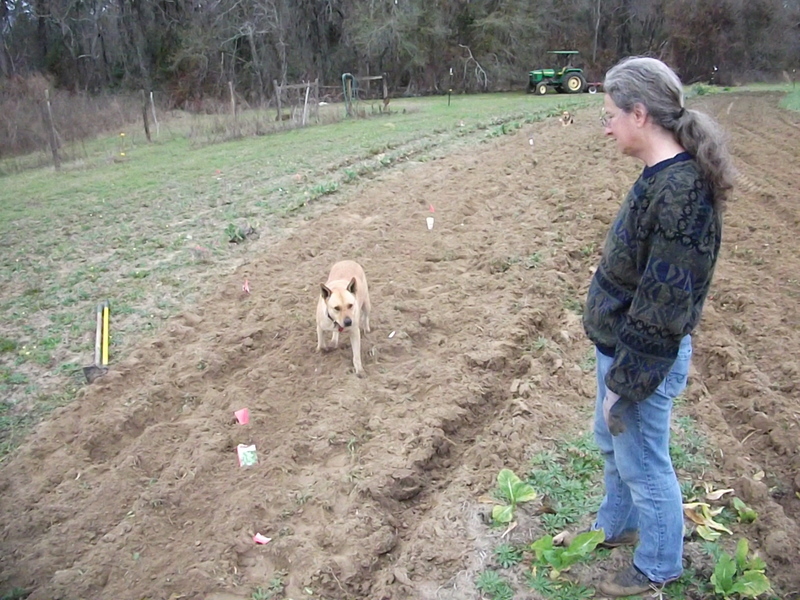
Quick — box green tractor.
[528,50,587,95]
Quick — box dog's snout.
[343,317,352,327]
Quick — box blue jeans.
[592,335,692,583]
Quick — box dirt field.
[1,93,798,600]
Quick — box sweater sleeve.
[604,175,717,401]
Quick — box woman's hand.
[603,390,627,435]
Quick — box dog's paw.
[354,368,365,378]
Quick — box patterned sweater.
[583,152,721,402]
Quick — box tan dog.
[316,260,371,376]
[561,110,574,126]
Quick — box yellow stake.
[101,301,110,366]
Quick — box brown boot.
[597,564,674,598]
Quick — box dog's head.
[562,111,572,123]
[320,278,358,332]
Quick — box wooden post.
[273,79,282,121]
[42,89,60,171]
[228,80,237,136]
[382,74,390,113]
[149,91,159,138]
[141,89,151,142]
[228,80,236,118]
[314,78,320,122]
[345,77,352,117]
[302,82,310,126]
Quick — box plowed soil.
[1,92,799,600]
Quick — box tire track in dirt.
[712,93,800,226]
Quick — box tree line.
[1,0,798,104]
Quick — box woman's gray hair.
[604,56,734,208]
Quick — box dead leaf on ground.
[703,483,735,502]
[683,502,733,535]
[501,521,518,538]
[478,495,502,505]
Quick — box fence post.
[228,81,238,136]
[314,78,320,122]
[302,82,310,126]
[149,91,160,138]
[273,79,282,121]
[42,89,60,171]
[141,89,152,142]
[344,74,353,117]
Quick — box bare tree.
[458,44,488,91]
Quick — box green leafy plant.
[525,252,543,269]
[562,297,583,315]
[578,349,596,372]
[225,223,246,243]
[530,335,548,351]
[251,570,287,600]
[0,588,30,600]
[527,568,594,600]
[530,530,605,579]
[491,468,537,524]
[475,569,514,600]
[527,435,603,533]
[494,543,524,568]
[0,337,18,353]
[710,538,771,599]
[310,180,339,199]
[670,415,710,473]
[732,497,758,523]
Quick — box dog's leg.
[316,323,326,352]
[330,330,340,348]
[350,327,364,376]
[362,297,371,333]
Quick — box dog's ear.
[347,277,357,295]
[320,283,332,300]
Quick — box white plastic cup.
[426,216,434,230]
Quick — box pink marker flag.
[235,408,249,424]
[253,533,272,545]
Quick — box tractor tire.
[587,84,598,94]
[564,73,586,94]
[535,82,548,96]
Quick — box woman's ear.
[631,102,649,127]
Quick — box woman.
[582,57,734,597]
